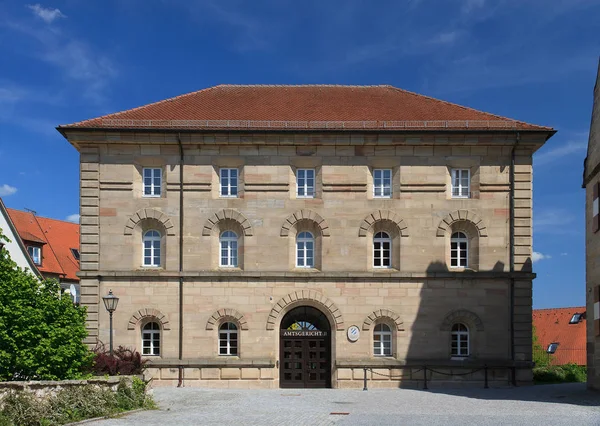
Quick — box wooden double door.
[280,331,330,388]
[279,305,332,389]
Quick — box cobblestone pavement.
[88,383,600,426]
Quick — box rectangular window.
[296,169,315,198]
[220,168,238,197]
[27,246,41,265]
[373,169,392,198]
[143,168,162,197]
[451,169,470,198]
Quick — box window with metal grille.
[296,169,315,198]
[450,231,468,268]
[220,168,238,197]
[451,169,470,198]
[373,169,392,198]
[296,231,314,268]
[219,322,238,356]
[451,323,469,356]
[142,322,160,356]
[143,230,161,267]
[143,168,162,197]
[373,323,392,356]
[220,231,238,267]
[373,231,392,268]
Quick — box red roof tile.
[532,307,586,365]
[6,208,79,281]
[58,85,553,132]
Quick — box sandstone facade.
[59,127,550,388]
[584,60,600,390]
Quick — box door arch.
[280,306,331,388]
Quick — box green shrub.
[0,378,154,425]
[533,363,587,384]
[0,230,92,381]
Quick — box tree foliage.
[0,229,92,381]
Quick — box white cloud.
[534,139,587,166]
[27,4,66,24]
[2,19,116,104]
[0,184,17,196]
[66,214,80,223]
[560,252,568,256]
[532,251,551,262]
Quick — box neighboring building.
[0,197,42,277]
[6,207,80,303]
[532,307,586,366]
[584,59,600,390]
[58,84,554,388]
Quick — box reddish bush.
[90,342,148,376]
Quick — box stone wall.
[0,376,139,404]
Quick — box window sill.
[217,267,243,272]
[293,267,320,272]
[219,196,239,199]
[372,267,398,273]
[142,195,162,198]
[449,267,477,272]
[450,356,470,361]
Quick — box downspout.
[177,133,184,387]
[509,132,519,385]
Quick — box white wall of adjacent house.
[0,210,39,277]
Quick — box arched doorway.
[280,306,331,388]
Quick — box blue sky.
[0,0,598,308]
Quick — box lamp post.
[102,289,119,357]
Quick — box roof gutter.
[509,132,519,385]
[177,133,185,388]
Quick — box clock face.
[347,325,360,342]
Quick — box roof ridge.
[218,84,392,88]
[533,306,586,311]
[386,86,553,130]
[59,85,222,128]
[6,208,80,226]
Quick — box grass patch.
[533,363,587,384]
[0,377,154,426]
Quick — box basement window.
[70,248,80,260]
[546,343,559,354]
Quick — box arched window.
[220,231,238,267]
[296,231,314,268]
[373,231,392,268]
[142,322,161,356]
[450,232,468,268]
[373,323,392,356]
[143,230,161,267]
[219,322,238,356]
[451,323,469,357]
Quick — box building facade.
[584,60,600,390]
[6,207,81,302]
[58,85,554,388]
[0,198,42,278]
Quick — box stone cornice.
[78,270,536,281]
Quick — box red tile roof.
[6,208,79,281]
[532,307,586,365]
[58,85,553,132]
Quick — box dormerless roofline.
[61,118,550,131]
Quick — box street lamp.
[102,289,119,357]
